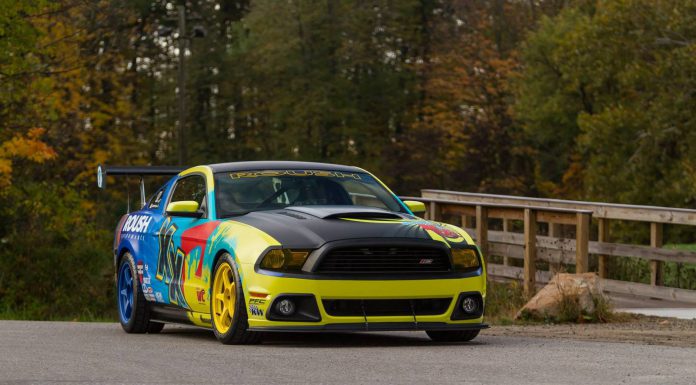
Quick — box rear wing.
[97,164,185,211]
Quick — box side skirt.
[149,304,212,329]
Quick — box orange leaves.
[0,128,56,188]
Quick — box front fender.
[206,220,281,267]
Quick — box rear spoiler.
[97,164,185,211]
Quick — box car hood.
[226,205,473,249]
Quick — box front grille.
[315,246,451,274]
[323,298,453,317]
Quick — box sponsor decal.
[122,215,153,233]
[249,298,266,305]
[248,304,264,316]
[196,289,205,304]
[418,223,459,239]
[228,170,361,180]
[155,292,164,303]
[136,262,144,283]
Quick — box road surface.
[0,321,694,384]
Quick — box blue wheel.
[117,253,161,333]
[117,261,134,323]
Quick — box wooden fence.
[401,190,696,303]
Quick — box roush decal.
[122,215,153,233]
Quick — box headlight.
[260,249,310,272]
[451,247,481,272]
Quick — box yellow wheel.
[210,253,261,344]
[212,262,235,334]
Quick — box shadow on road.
[159,326,484,347]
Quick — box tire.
[426,329,480,342]
[117,253,150,333]
[210,253,261,345]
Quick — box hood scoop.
[285,206,403,220]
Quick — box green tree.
[516,0,696,207]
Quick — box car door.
[155,173,212,312]
[135,183,170,304]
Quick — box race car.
[99,161,487,344]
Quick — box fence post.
[548,223,562,274]
[598,218,609,278]
[576,212,590,274]
[476,205,488,263]
[428,202,440,221]
[461,215,474,229]
[502,219,512,266]
[650,222,664,286]
[524,208,537,297]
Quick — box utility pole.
[177,3,187,166]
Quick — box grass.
[665,243,696,252]
[486,279,620,325]
[485,280,527,325]
[555,290,614,323]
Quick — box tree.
[515,0,696,207]
[393,0,536,195]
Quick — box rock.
[515,273,605,321]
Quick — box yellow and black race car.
[100,161,487,344]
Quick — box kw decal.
[248,304,264,316]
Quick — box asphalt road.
[0,321,694,385]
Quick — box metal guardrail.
[402,191,696,303]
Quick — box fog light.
[276,299,296,316]
[461,296,479,314]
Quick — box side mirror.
[166,201,202,218]
[403,200,426,217]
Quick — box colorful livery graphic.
[101,161,487,344]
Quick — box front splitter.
[249,322,488,333]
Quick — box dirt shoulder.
[484,314,696,348]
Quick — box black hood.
[228,206,433,248]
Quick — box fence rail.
[401,190,696,303]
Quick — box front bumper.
[240,263,487,330]
[249,322,489,333]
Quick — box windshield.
[214,170,405,217]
